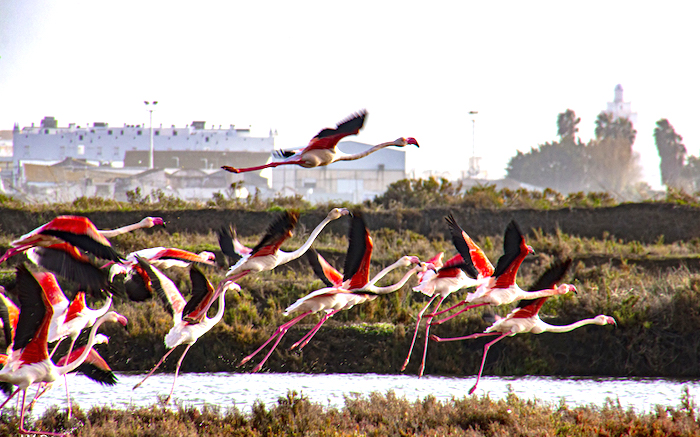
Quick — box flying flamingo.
[429,219,576,325]
[0,265,127,437]
[218,208,349,284]
[26,243,114,296]
[27,333,116,413]
[109,246,217,302]
[431,259,616,394]
[0,287,19,351]
[131,257,240,403]
[238,213,425,372]
[402,215,496,376]
[0,215,165,265]
[221,110,419,173]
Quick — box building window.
[155,130,160,136]
[44,129,49,134]
[79,135,84,140]
[173,130,178,136]
[77,145,85,155]
[120,130,124,135]
[137,130,142,135]
[108,130,113,135]
[205,137,209,142]
[97,147,102,156]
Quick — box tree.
[586,112,640,194]
[654,119,686,188]
[557,109,581,140]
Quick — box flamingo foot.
[429,334,441,342]
[469,384,477,395]
[400,360,409,372]
[221,166,241,173]
[251,363,263,373]
[238,355,254,367]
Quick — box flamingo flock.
[0,113,617,436]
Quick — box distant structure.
[7,116,410,203]
[12,117,274,169]
[270,141,408,203]
[605,84,637,123]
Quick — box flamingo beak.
[406,137,419,147]
[153,217,166,227]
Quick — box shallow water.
[28,372,700,416]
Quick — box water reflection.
[31,373,700,416]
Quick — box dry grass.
[3,390,700,436]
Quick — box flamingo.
[430,259,616,394]
[218,207,349,284]
[402,214,496,376]
[27,333,116,412]
[110,246,217,302]
[124,246,216,270]
[131,256,240,403]
[429,219,576,325]
[26,243,114,296]
[0,287,19,352]
[0,265,127,437]
[238,212,425,372]
[221,110,418,173]
[0,215,165,265]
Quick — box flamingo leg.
[19,389,67,436]
[164,343,193,404]
[63,337,78,420]
[133,346,178,390]
[418,296,446,378]
[247,312,311,373]
[0,387,21,410]
[430,302,490,326]
[222,159,303,174]
[48,338,64,360]
[469,333,510,395]
[239,311,312,367]
[426,300,470,318]
[290,310,339,351]
[401,295,439,372]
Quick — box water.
[29,372,700,417]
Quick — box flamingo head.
[395,137,420,148]
[595,315,617,326]
[526,244,535,255]
[140,217,166,228]
[198,251,217,263]
[559,284,577,295]
[102,311,128,328]
[224,282,242,294]
[396,255,421,267]
[327,208,350,220]
[94,333,110,345]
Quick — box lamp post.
[468,110,479,177]
[144,101,158,169]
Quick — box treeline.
[505,109,699,201]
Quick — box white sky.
[1,1,698,187]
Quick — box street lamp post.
[468,110,479,177]
[144,101,158,169]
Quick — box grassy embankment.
[1,184,700,379]
[2,390,700,436]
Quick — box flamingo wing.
[343,213,373,290]
[57,347,117,385]
[181,266,216,323]
[151,247,217,266]
[435,253,473,279]
[0,294,14,350]
[135,256,186,317]
[306,249,342,288]
[27,244,111,298]
[218,225,251,264]
[13,265,48,350]
[38,216,123,262]
[445,214,494,277]
[250,210,299,258]
[301,110,367,153]
[492,220,531,289]
[515,258,573,311]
